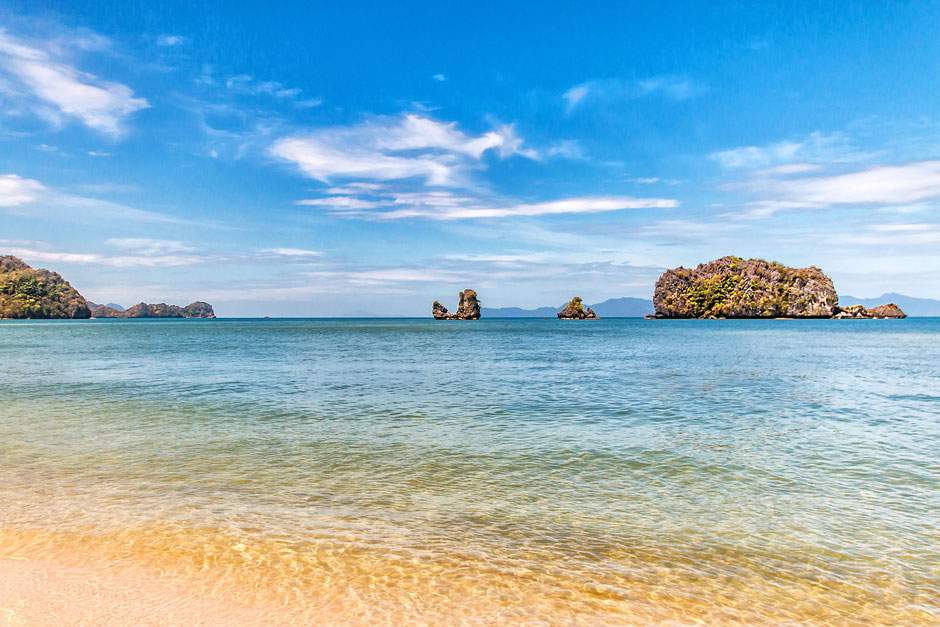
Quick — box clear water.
[1,318,938,624]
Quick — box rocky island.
[557,297,598,319]
[432,289,481,320]
[650,256,905,319]
[0,254,215,319]
[0,255,91,319]
[833,304,906,319]
[88,301,216,319]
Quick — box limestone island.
[87,301,215,319]
[557,297,598,319]
[649,256,906,319]
[1,255,90,319]
[1,255,215,319]
[432,289,481,320]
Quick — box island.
[650,256,905,319]
[557,297,598,319]
[0,254,216,319]
[88,301,216,319]
[432,289,481,320]
[0,255,91,319]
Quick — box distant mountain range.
[840,293,940,317]
[483,297,654,318]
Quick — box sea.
[1,318,938,624]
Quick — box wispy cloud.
[564,75,704,112]
[710,132,872,169]
[0,28,149,137]
[156,34,185,47]
[432,73,446,82]
[296,189,677,221]
[0,173,213,226]
[271,114,535,186]
[722,158,940,218]
[106,238,195,254]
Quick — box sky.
[2,1,940,316]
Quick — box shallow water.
[1,318,938,624]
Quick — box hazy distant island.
[650,256,905,319]
[0,255,215,320]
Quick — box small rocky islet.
[432,289,481,320]
[649,256,905,319]
[557,297,598,319]
[0,255,215,319]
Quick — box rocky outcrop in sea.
[432,289,481,320]
[557,297,598,319]
[653,256,839,318]
[833,303,906,319]
[0,255,90,319]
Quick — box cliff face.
[0,255,91,319]
[654,257,838,318]
[432,289,481,320]
[557,297,598,319]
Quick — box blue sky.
[2,1,939,316]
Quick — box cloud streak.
[564,75,703,111]
[0,28,149,137]
[296,189,678,220]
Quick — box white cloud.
[258,248,323,257]
[0,174,46,206]
[771,161,940,206]
[270,114,534,186]
[4,246,206,267]
[562,85,589,110]
[156,34,185,46]
[564,75,703,111]
[295,196,385,209]
[106,238,195,254]
[299,189,678,221]
[710,132,870,169]
[0,29,149,137]
[432,73,446,82]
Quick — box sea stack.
[652,256,839,318]
[557,297,598,319]
[432,289,481,320]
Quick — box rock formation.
[0,255,90,319]
[653,256,839,318]
[97,301,216,319]
[432,289,481,320]
[557,297,598,319]
[833,303,906,319]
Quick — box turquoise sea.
[1,318,938,624]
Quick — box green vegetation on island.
[652,256,905,319]
[432,289,481,319]
[1,254,216,319]
[557,296,598,319]
[0,255,91,319]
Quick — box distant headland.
[0,255,215,320]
